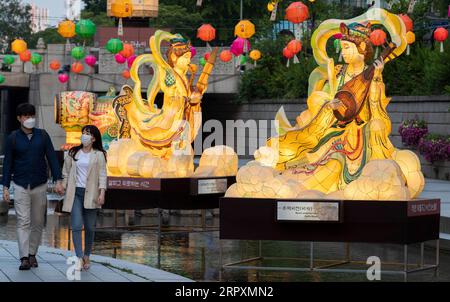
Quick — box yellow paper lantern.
[406,31,415,45]
[249,49,262,61]
[11,39,27,54]
[234,20,256,39]
[58,20,76,39]
[111,0,133,18]
[267,2,275,12]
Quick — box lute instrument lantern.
[332,42,397,122]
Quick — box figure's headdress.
[340,22,372,45]
[168,34,191,57]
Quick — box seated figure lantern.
[227,8,425,200]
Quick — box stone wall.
[201,95,450,180]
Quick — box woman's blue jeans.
[71,187,98,258]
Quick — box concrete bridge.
[0,42,240,149]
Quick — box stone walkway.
[0,240,193,282]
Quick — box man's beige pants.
[13,183,47,259]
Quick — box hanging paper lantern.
[230,37,251,56]
[106,38,124,54]
[58,73,69,83]
[434,27,448,53]
[31,53,42,65]
[58,20,76,39]
[11,39,27,54]
[190,46,197,58]
[49,60,61,71]
[111,0,133,17]
[3,55,15,66]
[399,14,413,32]
[115,53,127,64]
[219,50,233,63]
[199,57,207,67]
[240,55,248,65]
[370,29,387,46]
[127,55,136,69]
[249,50,262,61]
[267,1,275,12]
[71,46,86,60]
[283,47,295,59]
[405,31,415,56]
[19,50,31,62]
[0,74,5,84]
[197,24,216,42]
[285,2,309,24]
[119,43,134,58]
[333,39,341,51]
[71,62,84,73]
[204,52,211,61]
[85,55,97,67]
[75,19,97,40]
[287,40,302,54]
[234,20,256,39]
[122,69,131,79]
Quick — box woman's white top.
[75,150,92,188]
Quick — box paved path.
[0,240,193,282]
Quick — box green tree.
[0,0,32,53]
[82,0,107,15]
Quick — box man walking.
[2,103,64,270]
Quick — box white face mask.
[81,134,93,146]
[23,118,36,129]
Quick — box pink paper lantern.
[230,37,251,56]
[190,46,197,58]
[58,73,69,83]
[127,55,136,69]
[85,55,97,67]
[115,54,126,64]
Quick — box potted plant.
[418,134,450,178]
[398,119,428,148]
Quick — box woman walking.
[61,125,107,271]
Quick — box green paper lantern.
[75,19,96,40]
[240,55,248,65]
[334,39,341,51]
[71,46,86,60]
[105,38,124,54]
[3,55,15,65]
[199,57,206,67]
[0,74,5,84]
[31,53,42,65]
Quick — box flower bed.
[418,134,450,164]
[398,119,428,147]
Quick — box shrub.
[398,119,428,147]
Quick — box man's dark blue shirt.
[2,128,62,189]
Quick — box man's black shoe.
[19,257,31,270]
[29,255,38,268]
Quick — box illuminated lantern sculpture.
[119,43,134,58]
[71,62,84,73]
[406,31,415,55]
[249,49,261,66]
[19,50,31,62]
[285,2,309,41]
[219,50,233,63]
[434,27,448,53]
[106,38,124,54]
[11,39,27,54]
[58,20,76,39]
[111,0,133,36]
[75,19,96,41]
[399,14,413,32]
[49,60,61,71]
[197,24,216,48]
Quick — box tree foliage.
[0,0,32,53]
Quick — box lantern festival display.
[11,39,27,55]
[19,50,31,63]
[267,0,282,21]
[197,24,216,49]
[3,55,15,66]
[75,19,97,42]
[285,1,309,41]
[406,31,415,55]
[220,50,233,63]
[106,38,124,54]
[225,8,425,201]
[249,49,261,66]
[49,60,61,71]
[0,74,5,85]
